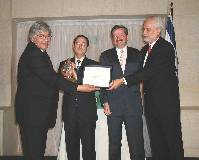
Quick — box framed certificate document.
[83,65,111,88]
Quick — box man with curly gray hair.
[15,21,99,160]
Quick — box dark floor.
[0,157,199,160]
[147,158,199,160]
[0,156,56,160]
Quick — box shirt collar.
[75,56,85,64]
[149,38,159,48]
[116,45,127,53]
[40,49,45,52]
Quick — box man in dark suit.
[109,16,184,160]
[15,22,98,160]
[58,35,98,160]
[100,25,145,160]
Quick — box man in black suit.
[100,25,145,160]
[109,16,184,160]
[58,35,98,160]
[15,21,98,160]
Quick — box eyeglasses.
[36,34,52,40]
[112,34,127,39]
[75,42,87,47]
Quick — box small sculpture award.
[61,58,77,83]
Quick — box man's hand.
[103,102,112,116]
[107,78,124,90]
[77,84,100,92]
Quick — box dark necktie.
[148,45,152,54]
[76,60,81,71]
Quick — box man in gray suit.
[100,25,145,160]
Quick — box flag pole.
[166,2,179,76]
[170,2,173,19]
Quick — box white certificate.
[83,65,111,88]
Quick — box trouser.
[19,125,48,160]
[64,119,96,160]
[145,112,184,160]
[107,115,145,160]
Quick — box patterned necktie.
[119,49,125,68]
[76,60,81,71]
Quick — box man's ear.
[31,36,36,43]
[157,28,161,35]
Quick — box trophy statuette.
[61,58,77,83]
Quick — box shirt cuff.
[123,77,127,85]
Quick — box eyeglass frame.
[36,34,52,40]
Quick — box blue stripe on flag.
[165,14,179,76]
[166,15,176,49]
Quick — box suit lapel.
[142,45,150,68]
[152,37,163,50]
[142,37,163,68]
[112,48,120,64]
[124,47,132,74]
[112,48,124,76]
[76,57,88,84]
[43,52,53,68]
[125,47,131,72]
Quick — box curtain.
[15,18,151,159]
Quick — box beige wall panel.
[0,0,12,107]
[175,15,199,106]
[12,0,64,18]
[12,0,168,18]
[174,0,199,15]
[181,109,199,157]
[63,0,168,16]
[0,111,3,155]
[0,0,11,19]
[179,49,199,106]
[175,15,199,47]
[3,107,19,155]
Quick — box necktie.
[119,49,125,69]
[76,60,81,71]
[148,45,152,55]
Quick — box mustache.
[116,39,124,42]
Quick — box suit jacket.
[58,57,98,125]
[15,42,77,128]
[125,37,180,115]
[100,47,143,116]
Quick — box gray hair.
[28,21,52,41]
[147,16,164,32]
